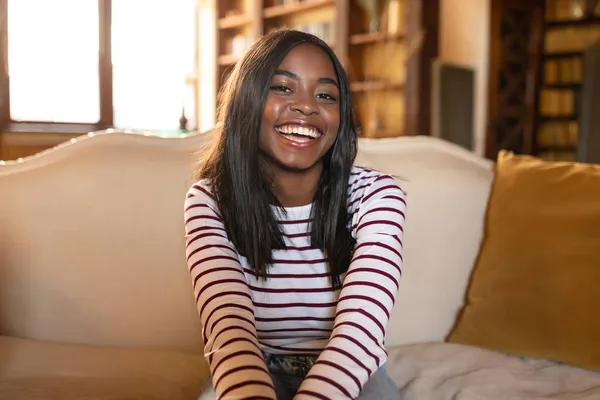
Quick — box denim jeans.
[263,352,400,400]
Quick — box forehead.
[277,44,336,78]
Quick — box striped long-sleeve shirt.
[184,166,407,399]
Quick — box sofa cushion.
[0,335,209,400]
[448,151,600,371]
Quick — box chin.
[275,157,322,173]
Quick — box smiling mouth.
[275,124,323,143]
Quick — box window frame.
[0,0,114,134]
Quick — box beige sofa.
[1,130,599,400]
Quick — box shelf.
[543,83,582,90]
[350,31,405,45]
[263,0,335,19]
[538,145,578,152]
[218,14,252,29]
[540,114,578,122]
[218,54,239,66]
[545,16,600,29]
[544,51,583,60]
[350,81,404,92]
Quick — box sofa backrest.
[354,137,494,347]
[0,131,494,352]
[0,131,208,352]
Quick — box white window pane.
[7,0,100,123]
[112,0,196,132]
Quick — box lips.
[275,123,323,144]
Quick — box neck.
[270,164,323,208]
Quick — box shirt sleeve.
[184,182,276,400]
[294,174,407,399]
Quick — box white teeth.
[276,125,320,138]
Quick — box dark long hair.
[196,29,358,288]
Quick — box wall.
[438,0,490,156]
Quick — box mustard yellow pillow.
[449,151,600,371]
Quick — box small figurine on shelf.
[179,107,189,133]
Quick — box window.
[0,0,197,134]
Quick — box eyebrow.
[274,69,338,87]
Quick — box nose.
[290,92,319,115]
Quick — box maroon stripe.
[184,213,221,226]
[280,245,316,251]
[209,325,258,356]
[338,294,390,319]
[363,206,405,218]
[381,194,407,206]
[197,278,248,302]
[191,184,216,200]
[199,290,252,319]
[256,316,334,323]
[193,266,245,287]
[211,314,256,336]
[187,243,236,262]
[391,234,403,247]
[295,390,328,399]
[212,349,264,377]
[363,184,401,203]
[270,258,327,265]
[246,269,330,279]
[345,267,399,289]
[373,174,394,183]
[204,302,254,339]
[186,232,228,249]
[258,342,322,353]
[184,202,211,213]
[303,375,352,398]
[351,254,402,276]
[278,218,312,225]
[331,333,380,367]
[186,225,227,237]
[336,308,385,336]
[356,219,404,233]
[347,196,362,209]
[203,303,256,342]
[214,364,269,392]
[348,182,371,195]
[373,175,407,195]
[342,280,395,304]
[256,327,332,333]
[354,241,403,262]
[334,321,383,355]
[220,380,274,398]
[190,253,240,274]
[323,346,372,375]
[282,231,311,239]
[249,285,338,294]
[313,359,363,391]
[253,301,337,308]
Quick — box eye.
[317,92,337,102]
[270,84,292,93]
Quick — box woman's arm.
[294,174,407,399]
[185,182,276,400]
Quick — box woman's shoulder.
[348,165,406,202]
[185,179,217,205]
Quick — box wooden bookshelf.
[205,0,428,138]
[263,0,335,19]
[532,0,600,161]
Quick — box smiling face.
[259,43,340,174]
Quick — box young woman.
[184,29,407,400]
